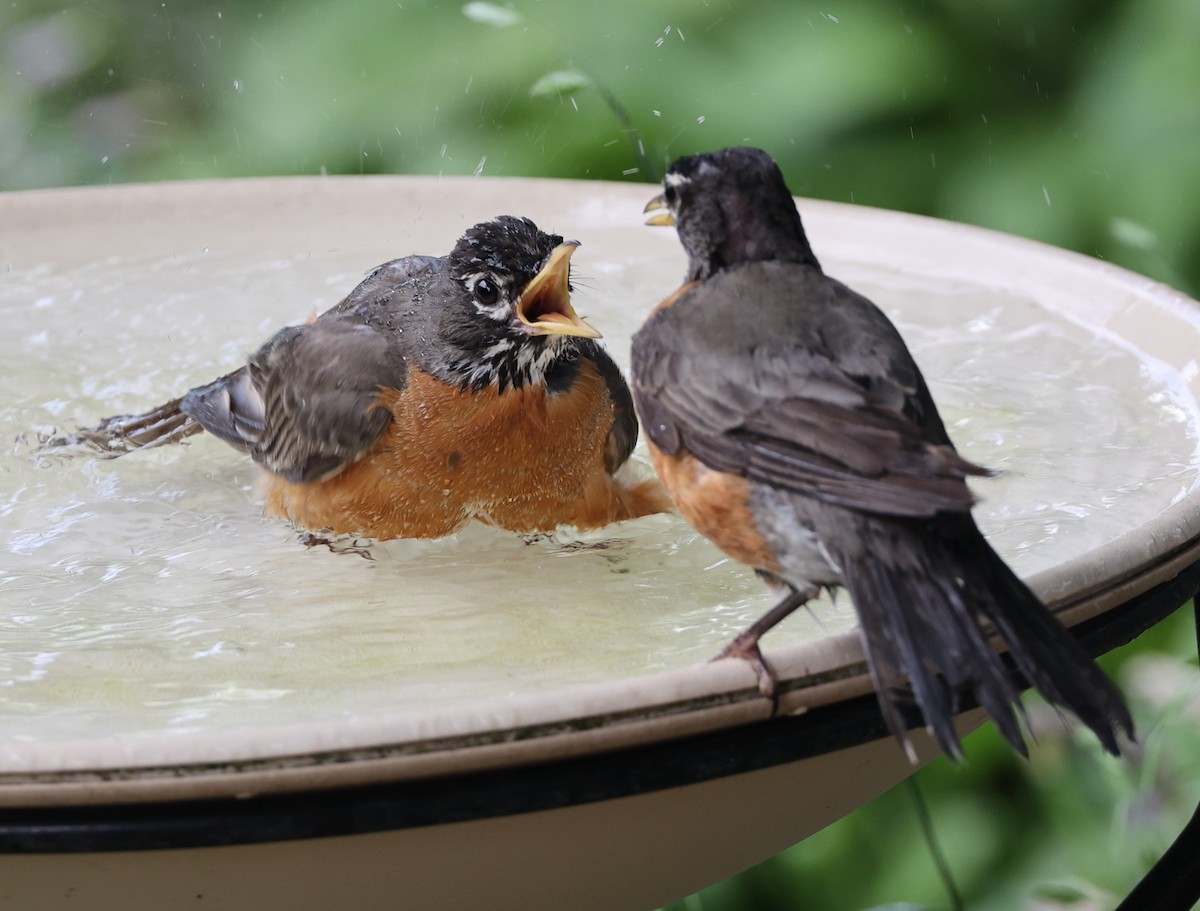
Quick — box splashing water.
[0,242,1197,741]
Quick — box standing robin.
[60,215,670,540]
[631,147,1133,759]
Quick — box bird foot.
[298,532,376,560]
[713,637,780,715]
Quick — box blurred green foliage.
[4,1,1200,908]
[3,0,1199,294]
[679,607,1199,911]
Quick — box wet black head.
[645,147,820,282]
[439,215,599,391]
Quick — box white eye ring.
[471,276,499,306]
[465,273,509,318]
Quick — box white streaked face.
[662,170,691,213]
[463,271,516,323]
[443,267,577,392]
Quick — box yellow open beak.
[643,193,675,227]
[517,242,601,339]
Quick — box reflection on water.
[1,247,1197,740]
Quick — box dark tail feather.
[840,515,1133,760]
[848,550,1026,760]
[178,368,261,453]
[967,539,1134,755]
[41,396,202,455]
[40,367,257,458]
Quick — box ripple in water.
[1,248,1197,740]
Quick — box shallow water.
[1,246,1197,740]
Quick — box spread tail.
[40,367,258,458]
[838,513,1134,760]
[41,395,202,455]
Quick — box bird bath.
[2,176,1200,910]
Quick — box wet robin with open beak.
[632,147,1133,759]
[58,215,670,540]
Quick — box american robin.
[60,215,670,540]
[632,147,1133,759]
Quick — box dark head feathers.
[662,147,820,281]
[449,215,568,281]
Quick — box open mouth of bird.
[516,242,601,339]
[643,193,675,226]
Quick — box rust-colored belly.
[648,442,780,574]
[263,362,664,539]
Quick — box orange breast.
[263,360,667,539]
[648,442,780,573]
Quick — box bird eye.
[664,185,678,206]
[472,276,500,307]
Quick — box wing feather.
[181,255,438,482]
[631,261,987,518]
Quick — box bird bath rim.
[2,175,1198,810]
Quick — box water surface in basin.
[1,245,1197,741]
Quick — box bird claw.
[298,532,375,560]
[713,638,780,715]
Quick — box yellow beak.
[643,193,675,227]
[517,242,601,339]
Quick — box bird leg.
[714,585,820,707]
[297,531,375,560]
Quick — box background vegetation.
[4,1,1199,908]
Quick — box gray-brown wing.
[631,261,987,518]
[182,255,436,482]
[183,320,406,483]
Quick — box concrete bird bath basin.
[2,176,1199,910]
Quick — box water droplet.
[696,115,706,124]
[1109,217,1158,250]
[461,1,521,27]
[529,70,591,99]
